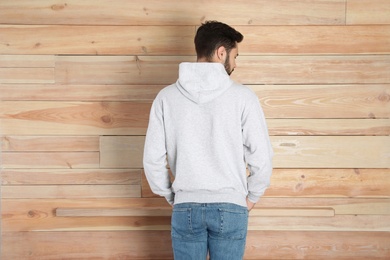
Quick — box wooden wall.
[1,0,389,259]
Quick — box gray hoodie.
[143,62,273,207]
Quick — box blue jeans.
[171,203,248,260]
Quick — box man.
[143,21,273,260]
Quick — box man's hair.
[194,21,244,61]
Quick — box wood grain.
[234,55,390,85]
[239,25,390,55]
[55,55,186,85]
[2,206,389,232]
[1,136,99,151]
[253,84,390,119]
[100,136,390,168]
[2,25,389,55]
[2,84,389,120]
[0,84,164,101]
[55,55,390,85]
[2,116,388,137]
[272,136,390,168]
[0,101,151,135]
[268,119,390,136]
[1,169,141,185]
[55,207,335,217]
[1,152,100,169]
[142,169,390,198]
[245,231,390,259]
[0,0,346,26]
[0,68,54,83]
[1,185,141,199]
[2,231,389,259]
[0,25,194,55]
[347,0,390,25]
[0,55,55,67]
[3,198,389,223]
[3,197,390,215]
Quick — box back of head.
[194,21,244,61]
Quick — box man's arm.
[242,94,274,205]
[143,97,174,205]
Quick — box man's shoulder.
[155,83,179,99]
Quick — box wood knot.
[101,115,112,124]
[27,210,42,218]
[378,92,390,102]
[280,143,296,147]
[51,4,67,11]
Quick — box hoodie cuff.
[247,193,260,204]
[164,193,175,205]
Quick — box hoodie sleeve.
[143,96,174,205]
[242,94,274,204]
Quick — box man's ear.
[216,46,226,61]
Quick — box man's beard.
[224,52,234,75]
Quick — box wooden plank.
[2,25,389,55]
[239,25,390,55]
[2,198,389,231]
[272,136,390,168]
[0,55,55,67]
[249,215,390,232]
[4,198,390,216]
[1,84,389,119]
[234,55,390,85]
[142,169,390,199]
[56,207,172,217]
[1,84,389,112]
[55,56,186,85]
[254,84,390,119]
[257,198,390,215]
[2,231,389,259]
[1,185,140,199]
[0,25,194,55]
[1,152,100,169]
[0,0,346,26]
[3,207,389,232]
[0,136,99,151]
[0,101,151,135]
[347,0,390,25]
[55,55,390,85]
[0,115,390,136]
[0,68,54,83]
[101,136,390,169]
[100,136,145,168]
[268,119,390,136]
[0,84,164,101]
[1,231,174,259]
[1,169,141,185]
[265,169,390,198]
[245,231,390,259]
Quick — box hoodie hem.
[173,190,247,208]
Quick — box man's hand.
[246,198,256,211]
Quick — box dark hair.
[194,21,244,61]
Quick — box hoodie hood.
[176,62,233,104]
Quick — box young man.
[143,21,273,260]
